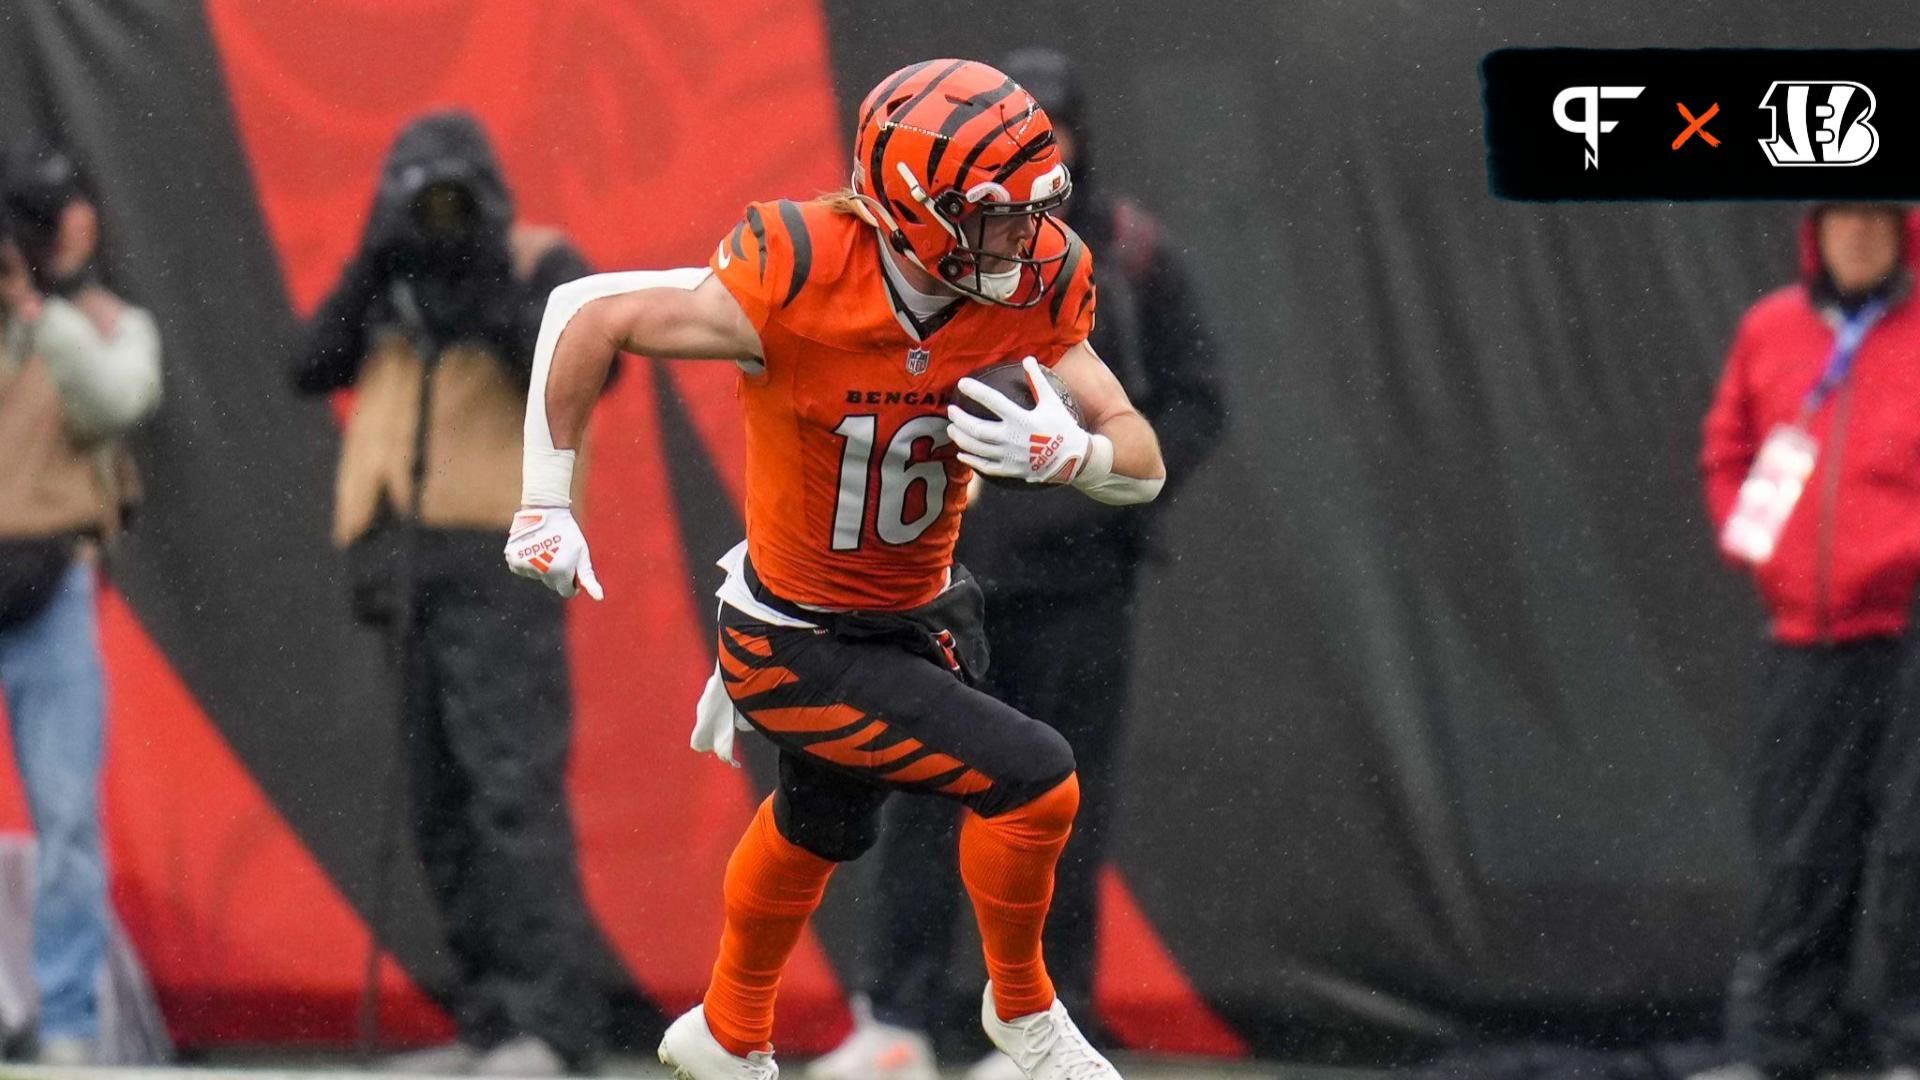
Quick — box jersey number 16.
[830,415,951,551]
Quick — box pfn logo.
[1553,85,1645,169]
[1758,81,1879,166]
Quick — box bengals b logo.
[1758,81,1880,167]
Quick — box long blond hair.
[820,187,881,226]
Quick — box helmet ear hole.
[938,254,968,282]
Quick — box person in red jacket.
[1699,202,1920,1080]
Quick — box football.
[955,360,1084,490]
[956,360,1083,425]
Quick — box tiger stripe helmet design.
[851,58,1074,308]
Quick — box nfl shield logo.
[905,346,931,376]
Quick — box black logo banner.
[1483,48,1920,200]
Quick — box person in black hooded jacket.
[808,49,1227,1080]
[293,110,606,1076]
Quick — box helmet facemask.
[926,170,1073,308]
[850,59,1079,308]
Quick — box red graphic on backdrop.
[202,0,848,1047]
[0,0,1259,1056]
[0,592,455,1046]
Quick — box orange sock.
[960,773,1080,1020]
[701,796,836,1057]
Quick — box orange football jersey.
[710,198,1096,611]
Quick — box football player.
[506,59,1166,1080]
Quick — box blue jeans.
[0,556,106,1041]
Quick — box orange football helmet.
[851,58,1074,307]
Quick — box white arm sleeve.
[33,298,163,442]
[521,267,711,507]
[1070,433,1166,505]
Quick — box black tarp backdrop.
[0,1,661,1041]
[0,0,465,1016]
[3,0,1913,1061]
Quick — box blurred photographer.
[0,138,161,1064]
[293,111,604,1075]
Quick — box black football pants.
[860,584,1135,1038]
[399,530,606,1067]
[1725,638,1920,1078]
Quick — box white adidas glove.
[947,357,1090,485]
[504,507,604,600]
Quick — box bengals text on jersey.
[710,197,1095,611]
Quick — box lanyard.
[1801,300,1888,417]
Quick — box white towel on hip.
[689,542,821,766]
[691,659,753,767]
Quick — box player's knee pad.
[1017,772,1081,836]
[772,786,882,863]
[1012,719,1075,783]
[976,771,1080,847]
[989,722,1075,806]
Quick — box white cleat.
[805,1013,938,1080]
[979,983,1119,1080]
[658,1005,778,1080]
[964,1049,1027,1080]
